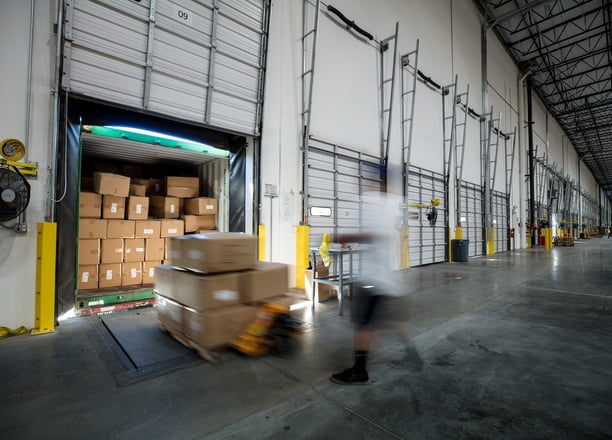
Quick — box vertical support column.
[296,225,310,289]
[32,222,57,336]
[481,22,492,255]
[527,77,536,247]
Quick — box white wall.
[0,0,55,328]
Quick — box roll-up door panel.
[460,181,485,257]
[64,0,267,136]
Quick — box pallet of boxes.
[154,232,294,362]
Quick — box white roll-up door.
[492,190,509,252]
[406,166,447,266]
[460,181,485,257]
[62,0,268,136]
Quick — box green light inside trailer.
[84,125,230,158]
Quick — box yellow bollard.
[258,224,266,261]
[32,223,57,336]
[295,225,309,289]
[399,226,410,269]
[487,226,495,255]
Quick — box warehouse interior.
[1,0,612,438]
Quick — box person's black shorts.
[350,280,407,328]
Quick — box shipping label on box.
[182,214,216,233]
[135,220,161,238]
[127,196,149,220]
[239,262,290,303]
[106,220,135,239]
[79,219,107,239]
[160,219,184,237]
[143,261,161,284]
[78,239,100,265]
[183,305,258,349]
[99,263,122,288]
[145,238,165,261]
[149,196,179,219]
[124,238,145,262]
[93,172,130,196]
[184,197,218,215]
[78,265,99,290]
[102,195,126,219]
[165,176,199,198]
[79,192,102,218]
[101,238,124,264]
[122,261,142,286]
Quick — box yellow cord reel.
[1,138,26,161]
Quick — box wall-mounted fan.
[0,166,31,222]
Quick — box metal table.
[310,247,361,316]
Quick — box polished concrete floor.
[1,238,612,439]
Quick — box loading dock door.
[460,181,485,257]
[406,165,447,266]
[492,190,509,252]
[62,0,269,136]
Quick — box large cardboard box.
[99,263,122,288]
[124,238,145,262]
[107,220,135,239]
[164,238,172,261]
[182,214,216,233]
[169,232,257,273]
[160,219,184,237]
[122,261,143,286]
[239,262,290,303]
[126,196,149,220]
[183,304,258,349]
[102,195,126,219]
[156,295,184,334]
[149,196,180,219]
[135,220,161,239]
[143,261,161,284]
[78,239,100,265]
[93,172,130,196]
[79,192,102,218]
[184,197,218,215]
[165,176,199,198]
[78,265,99,290]
[129,183,147,197]
[79,219,107,239]
[154,265,241,311]
[145,238,165,261]
[304,265,333,302]
[101,238,124,264]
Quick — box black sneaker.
[330,368,369,385]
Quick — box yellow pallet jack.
[232,302,302,357]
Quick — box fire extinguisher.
[510,228,515,238]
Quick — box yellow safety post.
[399,226,410,269]
[295,225,309,289]
[455,226,463,239]
[487,226,495,255]
[258,224,266,261]
[32,222,57,336]
[545,228,553,249]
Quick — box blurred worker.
[330,191,422,385]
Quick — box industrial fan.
[0,166,31,222]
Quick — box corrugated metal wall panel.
[461,181,485,257]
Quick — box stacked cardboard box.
[155,232,291,351]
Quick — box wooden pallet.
[159,322,219,363]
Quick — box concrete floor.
[2,238,612,439]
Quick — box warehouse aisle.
[1,239,612,439]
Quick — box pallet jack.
[231,302,302,357]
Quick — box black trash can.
[451,239,469,262]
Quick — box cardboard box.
[160,219,184,237]
[164,238,172,261]
[182,214,216,233]
[156,294,184,334]
[304,265,333,302]
[99,263,122,288]
[135,220,161,239]
[149,178,165,195]
[239,262,290,303]
[146,238,165,261]
[184,197,218,215]
[169,232,257,273]
[149,196,180,219]
[78,239,100,265]
[106,220,135,239]
[165,176,199,198]
[79,192,102,218]
[126,196,149,220]
[124,238,145,262]
[78,265,99,290]
[129,183,147,197]
[154,265,240,311]
[93,172,130,196]
[143,261,161,284]
[102,195,126,219]
[100,238,124,264]
[79,219,107,239]
[183,304,258,349]
[122,261,143,286]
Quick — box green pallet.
[76,287,156,310]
